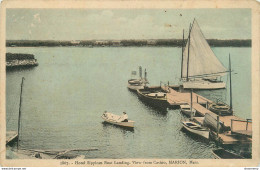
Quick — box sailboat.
[181,19,227,89]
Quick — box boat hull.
[182,80,226,90]
[137,87,169,108]
[208,102,232,116]
[181,109,193,117]
[127,79,147,92]
[180,105,196,117]
[212,149,244,159]
[101,114,134,128]
[127,84,144,92]
[182,121,210,139]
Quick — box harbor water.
[6,47,251,159]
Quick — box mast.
[229,54,233,114]
[144,69,147,79]
[186,23,192,81]
[181,29,184,78]
[139,66,142,79]
[17,77,25,150]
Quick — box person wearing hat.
[120,111,128,122]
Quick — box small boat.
[128,79,146,91]
[180,104,196,117]
[212,149,245,159]
[101,112,134,128]
[208,102,232,116]
[182,121,210,139]
[137,86,169,108]
[127,66,148,92]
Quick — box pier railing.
[230,119,252,137]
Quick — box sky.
[6,9,251,40]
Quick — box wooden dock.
[6,131,18,145]
[162,87,252,145]
[162,86,213,107]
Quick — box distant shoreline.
[6,39,251,47]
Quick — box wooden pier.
[163,86,252,145]
[162,86,212,107]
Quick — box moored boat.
[208,102,232,116]
[127,66,148,92]
[180,104,196,117]
[182,121,210,139]
[137,86,169,108]
[101,112,134,128]
[127,79,146,91]
[212,149,245,159]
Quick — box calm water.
[6,47,251,159]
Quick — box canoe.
[137,86,169,108]
[180,104,196,117]
[101,112,134,128]
[212,149,245,159]
[182,121,210,139]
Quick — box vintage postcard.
[0,0,259,167]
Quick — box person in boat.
[119,112,128,122]
[103,111,108,118]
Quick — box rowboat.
[182,121,210,139]
[127,79,146,91]
[180,104,196,117]
[127,66,148,92]
[101,112,134,128]
[208,102,232,116]
[137,86,169,108]
[212,149,245,159]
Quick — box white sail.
[182,19,227,79]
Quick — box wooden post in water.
[246,119,249,130]
[190,89,193,118]
[231,119,233,132]
[229,54,233,115]
[216,115,220,138]
[17,77,25,150]
[139,66,142,79]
